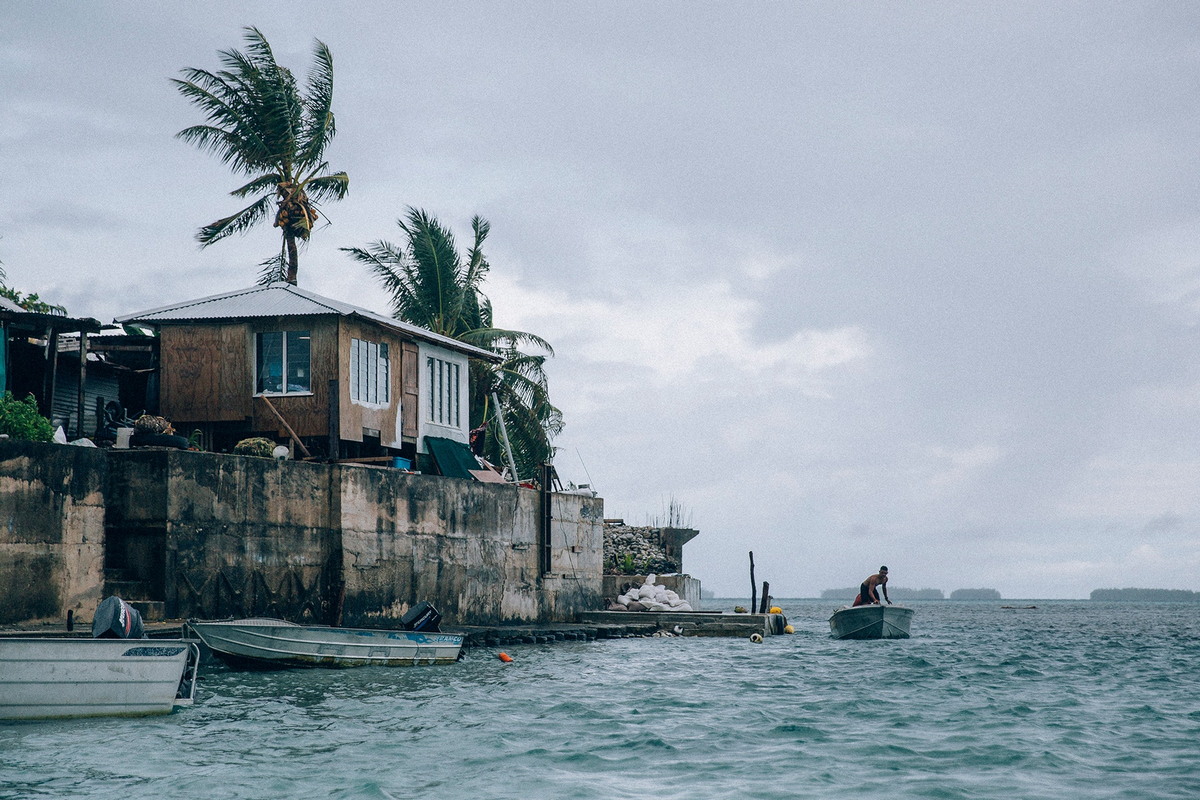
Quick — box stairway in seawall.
[102,568,166,622]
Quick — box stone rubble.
[603,524,678,575]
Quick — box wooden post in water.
[749,551,757,612]
[759,582,770,614]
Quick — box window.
[427,356,460,427]
[256,331,311,394]
[350,338,390,404]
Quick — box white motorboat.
[187,618,464,669]
[0,637,199,720]
[828,604,915,640]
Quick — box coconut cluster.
[603,524,679,575]
[612,574,693,612]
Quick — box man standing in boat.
[853,566,891,606]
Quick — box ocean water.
[3,600,1199,799]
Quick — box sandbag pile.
[612,574,693,612]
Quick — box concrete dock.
[577,611,788,637]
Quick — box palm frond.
[302,171,349,203]
[398,208,466,336]
[230,172,283,198]
[299,39,336,167]
[256,251,287,284]
[341,242,418,314]
[197,194,273,245]
[461,326,555,356]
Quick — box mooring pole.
[749,551,757,613]
[759,581,770,614]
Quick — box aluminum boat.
[828,605,915,640]
[0,637,199,720]
[188,618,464,669]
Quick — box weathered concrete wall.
[337,465,604,626]
[0,442,604,627]
[0,442,105,624]
[107,450,342,623]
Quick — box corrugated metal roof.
[116,282,499,361]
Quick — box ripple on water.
[5,601,1200,799]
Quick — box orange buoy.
[498,652,513,663]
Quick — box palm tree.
[342,209,563,478]
[173,27,348,285]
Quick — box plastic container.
[391,457,412,470]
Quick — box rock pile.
[603,524,678,575]
[610,574,693,612]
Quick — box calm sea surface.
[3,600,1199,799]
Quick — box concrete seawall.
[0,441,603,627]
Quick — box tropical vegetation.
[173,27,348,285]
[0,392,54,442]
[0,285,67,315]
[342,208,562,480]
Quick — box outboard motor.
[91,595,146,639]
[400,601,442,632]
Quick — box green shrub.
[232,436,277,458]
[0,393,54,442]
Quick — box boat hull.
[828,605,914,640]
[0,638,198,720]
[188,619,464,669]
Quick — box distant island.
[1091,588,1200,602]
[820,587,945,600]
[949,588,1001,600]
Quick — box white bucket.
[114,427,134,449]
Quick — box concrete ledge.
[578,610,786,637]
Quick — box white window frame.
[350,338,390,406]
[426,355,461,428]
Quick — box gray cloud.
[3,3,1200,597]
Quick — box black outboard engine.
[91,595,146,639]
[400,601,442,632]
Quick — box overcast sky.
[4,2,1199,598]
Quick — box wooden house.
[116,283,499,462]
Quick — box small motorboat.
[828,604,914,640]
[0,637,199,720]
[187,618,464,669]
[0,596,200,720]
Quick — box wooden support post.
[76,331,87,439]
[759,581,770,614]
[257,395,312,458]
[43,327,59,421]
[749,551,757,613]
[327,379,339,461]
